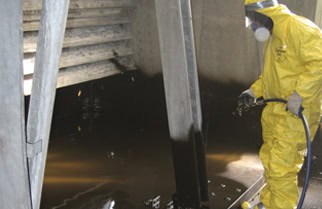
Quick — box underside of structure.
[23,0,136,95]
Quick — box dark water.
[38,73,322,209]
[41,116,176,209]
[40,95,269,209]
[41,114,265,209]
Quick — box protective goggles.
[245,17,253,28]
[245,0,279,12]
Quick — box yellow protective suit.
[244,0,322,209]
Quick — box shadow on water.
[27,71,266,209]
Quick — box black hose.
[262,99,311,209]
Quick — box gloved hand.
[237,89,256,112]
[287,91,303,116]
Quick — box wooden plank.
[24,25,132,53]
[0,0,32,208]
[23,0,133,11]
[26,1,70,209]
[24,7,132,21]
[23,41,133,75]
[24,15,130,31]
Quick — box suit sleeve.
[250,74,264,98]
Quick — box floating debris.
[235,188,242,193]
[224,196,232,202]
[218,184,226,188]
[106,151,115,159]
[144,195,161,209]
[166,200,174,209]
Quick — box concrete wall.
[280,0,318,21]
[315,0,322,27]
[191,0,259,86]
[131,0,320,87]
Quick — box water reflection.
[41,80,264,209]
[41,120,264,209]
[41,115,177,209]
[50,182,113,209]
[102,199,115,209]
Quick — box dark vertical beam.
[155,0,208,208]
[26,1,70,209]
[0,0,32,208]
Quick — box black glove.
[237,89,256,112]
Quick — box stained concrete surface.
[38,74,322,209]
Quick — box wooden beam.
[0,0,32,208]
[26,1,70,209]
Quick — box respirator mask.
[245,10,273,43]
[251,22,270,42]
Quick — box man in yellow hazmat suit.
[238,0,322,208]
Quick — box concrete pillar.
[155,0,208,207]
[26,1,70,208]
[0,0,32,208]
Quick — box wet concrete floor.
[38,75,322,209]
[40,114,263,209]
[41,113,322,209]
